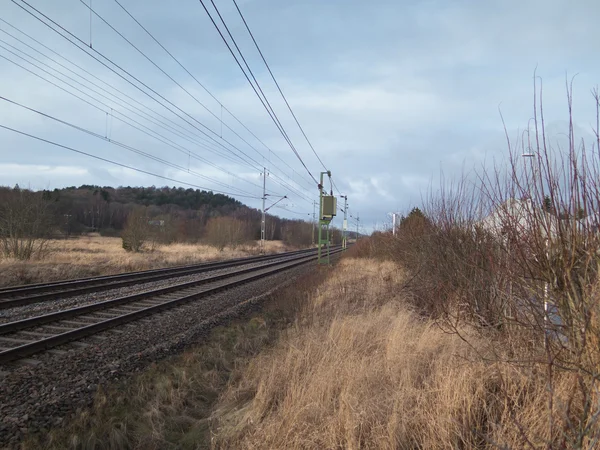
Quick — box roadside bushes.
[348,81,600,446]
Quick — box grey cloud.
[1,0,599,231]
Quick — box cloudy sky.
[0,0,599,231]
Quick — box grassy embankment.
[25,240,587,449]
[0,235,289,287]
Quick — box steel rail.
[0,247,334,310]
[0,247,316,295]
[0,249,342,363]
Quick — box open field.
[0,235,292,288]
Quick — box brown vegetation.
[0,187,52,260]
[204,216,254,251]
[0,235,289,287]
[121,207,151,252]
[22,261,333,450]
[210,82,600,448]
[210,258,573,449]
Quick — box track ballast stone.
[0,262,317,448]
[0,254,301,324]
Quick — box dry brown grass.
[0,235,290,287]
[21,261,331,450]
[210,258,594,449]
[18,256,597,449]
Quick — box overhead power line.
[6,0,314,204]
[0,95,259,197]
[11,0,265,171]
[111,0,315,192]
[0,31,282,194]
[197,0,319,187]
[331,177,343,196]
[231,0,329,172]
[0,37,243,166]
[79,0,264,167]
[83,0,317,196]
[274,206,311,216]
[0,123,261,199]
[0,22,283,194]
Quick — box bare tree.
[121,207,150,252]
[204,216,252,251]
[0,187,53,260]
[400,79,600,446]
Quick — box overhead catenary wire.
[0,54,298,202]
[110,0,316,192]
[7,1,314,201]
[10,0,269,173]
[197,0,319,187]
[0,34,276,186]
[78,0,267,168]
[331,177,343,196]
[274,206,312,216]
[79,0,317,195]
[0,95,260,197]
[0,123,261,199]
[0,22,284,194]
[0,19,251,162]
[6,0,315,204]
[0,37,248,168]
[0,47,261,194]
[231,0,329,172]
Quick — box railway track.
[0,247,342,364]
[0,247,330,310]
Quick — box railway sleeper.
[90,312,122,318]
[61,320,97,327]
[42,325,78,332]
[109,307,143,314]
[0,336,34,345]
[19,331,56,338]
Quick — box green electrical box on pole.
[318,171,336,265]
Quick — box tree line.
[0,185,341,259]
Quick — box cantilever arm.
[264,195,287,213]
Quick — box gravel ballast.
[0,259,321,448]
[0,254,308,325]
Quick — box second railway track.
[0,247,335,310]
[0,248,342,364]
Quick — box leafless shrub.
[387,78,600,446]
[121,207,150,252]
[204,216,252,251]
[281,220,313,248]
[0,187,53,260]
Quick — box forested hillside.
[0,185,339,253]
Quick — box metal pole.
[523,153,549,345]
[318,172,324,263]
[392,213,396,236]
[356,213,359,241]
[317,171,331,265]
[261,167,266,253]
[312,200,317,246]
[342,196,348,249]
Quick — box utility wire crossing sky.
[0,0,599,231]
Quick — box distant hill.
[59,185,242,210]
[1,185,333,247]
